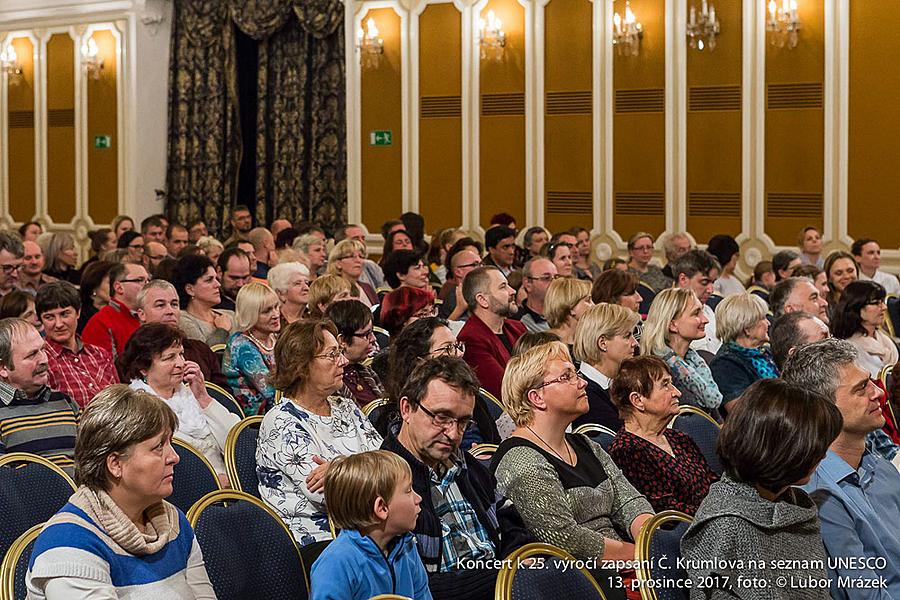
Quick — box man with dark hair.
[166,223,190,258]
[381,219,405,240]
[672,249,721,354]
[770,276,829,323]
[224,204,253,245]
[36,281,118,408]
[853,237,900,295]
[769,311,829,371]
[784,339,900,595]
[522,227,549,260]
[187,219,208,242]
[458,266,526,398]
[215,247,252,311]
[140,215,167,244]
[381,356,533,600]
[326,299,384,408]
[383,250,429,290]
[482,226,516,276]
[0,231,24,298]
[81,262,148,357]
[0,318,79,474]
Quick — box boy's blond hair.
[325,450,412,530]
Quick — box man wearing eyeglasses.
[326,299,384,409]
[0,231,24,298]
[81,262,149,358]
[516,258,557,333]
[439,248,483,321]
[382,357,534,600]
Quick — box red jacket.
[81,299,140,360]
[458,312,526,399]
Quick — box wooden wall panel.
[46,33,76,225]
[86,30,118,225]
[764,0,824,245]
[685,0,742,243]
[848,2,900,248]
[613,0,666,238]
[418,3,462,233]
[543,0,592,232]
[479,0,526,229]
[7,37,36,223]
[361,8,403,234]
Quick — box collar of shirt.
[45,336,85,356]
[817,448,877,489]
[578,361,611,389]
[429,454,466,492]
[0,379,50,406]
[109,298,139,320]
[521,300,546,323]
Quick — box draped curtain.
[166,0,347,238]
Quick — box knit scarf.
[68,486,180,556]
[725,342,780,379]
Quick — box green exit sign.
[94,135,111,149]
[369,130,392,146]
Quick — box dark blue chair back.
[643,518,692,600]
[4,524,40,600]
[705,293,724,312]
[170,439,221,513]
[670,408,722,474]
[887,296,900,338]
[638,283,656,316]
[574,424,617,452]
[226,418,262,499]
[501,545,606,599]
[205,382,245,418]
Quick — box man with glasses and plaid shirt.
[81,262,149,358]
[0,231,24,298]
[382,356,534,600]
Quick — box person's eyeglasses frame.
[414,401,473,433]
[531,369,582,391]
[314,346,347,363]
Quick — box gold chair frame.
[467,443,499,459]
[172,437,222,491]
[0,523,41,600]
[667,405,721,430]
[362,398,390,417]
[223,416,264,494]
[634,510,693,600]
[205,382,245,417]
[495,542,607,600]
[0,453,77,491]
[572,423,618,438]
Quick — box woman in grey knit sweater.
[681,378,843,599]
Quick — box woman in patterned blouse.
[257,320,382,550]
[607,355,718,515]
[223,282,280,415]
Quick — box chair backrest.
[373,326,391,350]
[669,406,722,474]
[705,293,724,312]
[169,438,222,514]
[478,387,506,421]
[367,595,413,600]
[224,417,264,498]
[573,423,617,451]
[635,510,693,600]
[885,295,900,338]
[0,454,76,561]
[0,523,41,600]
[274,389,283,405]
[209,343,227,355]
[638,283,656,316]
[205,382,245,418]
[362,398,391,428]
[187,490,309,600]
[495,542,607,600]
[468,443,499,467]
[746,285,770,303]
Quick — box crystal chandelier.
[478,10,506,61]
[612,0,643,57]
[686,0,719,51]
[0,43,23,83]
[766,0,800,49]
[80,37,104,80]
[356,17,384,69]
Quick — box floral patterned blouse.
[608,428,718,515]
[222,332,275,416]
[256,395,383,546]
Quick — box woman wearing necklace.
[492,341,653,600]
[174,254,234,346]
[223,282,281,415]
[120,323,240,488]
[607,356,718,515]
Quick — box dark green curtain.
[165,0,347,237]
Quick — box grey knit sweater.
[680,474,830,600]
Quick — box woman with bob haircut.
[306,274,352,319]
[543,278,593,346]
[111,215,134,240]
[681,378,842,599]
[40,231,80,285]
[591,268,643,314]
[121,323,239,486]
[641,287,722,412]
[267,261,310,324]
[607,356,718,515]
[173,254,234,345]
[831,280,898,378]
[27,385,215,599]
[222,282,281,415]
[327,239,378,306]
[257,319,382,548]
[823,250,859,309]
[709,292,779,411]
[493,341,653,596]
[571,303,639,430]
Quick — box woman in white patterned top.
[257,319,382,547]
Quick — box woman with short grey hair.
[27,385,215,599]
[267,261,310,324]
[39,231,80,285]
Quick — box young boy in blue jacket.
[311,450,432,600]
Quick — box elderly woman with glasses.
[327,239,378,307]
[832,280,898,377]
[257,319,382,549]
[493,341,653,598]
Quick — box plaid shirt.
[866,429,899,462]
[430,458,496,572]
[45,337,119,409]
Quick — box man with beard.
[0,318,79,475]
[458,267,526,398]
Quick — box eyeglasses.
[526,274,562,283]
[532,368,582,390]
[430,341,466,356]
[0,263,21,274]
[349,329,376,340]
[314,346,347,363]
[128,244,144,250]
[120,277,150,285]
[454,261,482,270]
[416,402,473,433]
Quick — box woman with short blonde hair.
[543,278,592,344]
[307,274,353,319]
[571,303,640,429]
[327,239,378,306]
[494,341,653,581]
[223,282,281,415]
[641,287,722,412]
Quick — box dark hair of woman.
[0,291,34,320]
[591,268,639,304]
[89,228,113,256]
[380,230,412,266]
[830,280,886,340]
[385,316,450,402]
[117,323,185,382]
[117,230,142,250]
[171,254,216,309]
[717,378,842,493]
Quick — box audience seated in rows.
[0,290,41,330]
[799,226,825,268]
[627,231,671,293]
[214,246,251,312]
[708,234,745,297]
[307,274,352,319]
[482,226,516,277]
[0,231,25,297]
[853,238,900,295]
[39,232,80,285]
[671,248,722,354]
[772,249,802,282]
[824,250,859,311]
[327,239,378,306]
[770,275,830,324]
[832,280,898,378]
[77,261,114,333]
[438,239,483,321]
[380,286,436,338]
[19,241,57,295]
[516,258,556,333]
[660,231,693,281]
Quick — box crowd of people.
[1,209,899,599]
